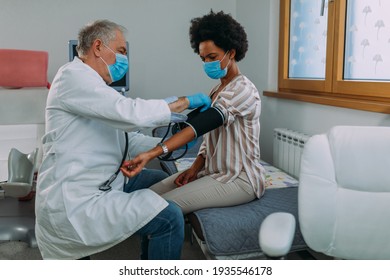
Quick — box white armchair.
[259,126,390,259]
[0,148,38,198]
[0,147,38,248]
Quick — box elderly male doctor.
[35,20,211,260]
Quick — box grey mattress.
[192,187,306,256]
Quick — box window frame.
[264,0,390,114]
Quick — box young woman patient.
[121,10,266,214]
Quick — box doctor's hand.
[121,152,153,178]
[186,93,211,112]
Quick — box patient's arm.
[120,126,195,178]
[121,106,224,178]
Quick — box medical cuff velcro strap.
[181,107,225,138]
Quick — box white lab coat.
[35,57,171,259]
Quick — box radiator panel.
[273,128,310,179]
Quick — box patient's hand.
[174,168,198,187]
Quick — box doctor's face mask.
[100,45,129,83]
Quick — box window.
[264,0,390,113]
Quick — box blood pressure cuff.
[172,107,225,138]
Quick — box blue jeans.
[123,169,184,259]
[123,168,168,193]
[137,201,184,260]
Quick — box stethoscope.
[99,89,129,192]
[98,132,128,192]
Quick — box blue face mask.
[101,45,129,83]
[203,51,230,79]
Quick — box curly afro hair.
[189,10,248,62]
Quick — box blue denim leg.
[123,168,168,193]
[136,201,184,260]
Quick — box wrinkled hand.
[174,168,199,187]
[121,152,152,178]
[186,93,211,112]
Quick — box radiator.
[273,128,310,179]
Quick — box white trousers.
[150,171,256,215]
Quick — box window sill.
[263,91,390,114]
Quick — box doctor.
[35,19,211,260]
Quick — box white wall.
[0,0,235,100]
[237,0,390,163]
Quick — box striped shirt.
[198,74,266,198]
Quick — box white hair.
[77,19,126,57]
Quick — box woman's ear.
[229,49,236,60]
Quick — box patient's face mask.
[203,51,230,79]
[100,45,128,83]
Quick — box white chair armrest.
[259,212,296,258]
[0,182,32,198]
